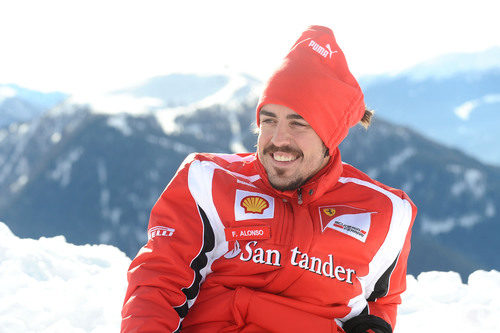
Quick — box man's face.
[257,104,330,191]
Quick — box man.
[121,25,416,333]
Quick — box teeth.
[273,153,295,162]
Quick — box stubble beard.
[261,143,306,191]
[268,172,306,192]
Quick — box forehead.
[259,104,305,120]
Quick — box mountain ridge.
[1,99,498,279]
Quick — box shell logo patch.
[318,205,375,242]
[241,196,269,214]
[235,190,274,221]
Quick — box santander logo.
[308,40,338,59]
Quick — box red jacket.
[121,149,416,332]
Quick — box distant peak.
[399,47,500,81]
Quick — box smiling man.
[121,26,417,333]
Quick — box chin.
[269,177,304,192]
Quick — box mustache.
[263,144,303,157]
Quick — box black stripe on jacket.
[173,205,216,331]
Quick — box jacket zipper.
[297,187,303,205]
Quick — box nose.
[270,122,292,147]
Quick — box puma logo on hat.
[308,40,338,59]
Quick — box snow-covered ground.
[0,222,130,333]
[0,221,498,332]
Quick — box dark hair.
[359,107,374,129]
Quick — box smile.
[272,152,299,162]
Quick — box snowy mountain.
[360,47,500,165]
[1,62,500,279]
[398,47,500,81]
[0,84,68,128]
[1,221,499,332]
[112,72,261,109]
[0,90,499,279]
[81,72,262,116]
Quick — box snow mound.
[0,221,498,332]
[0,222,130,333]
[399,270,500,332]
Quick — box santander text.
[238,242,356,284]
[240,241,281,266]
[290,246,356,284]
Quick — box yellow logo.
[323,208,336,217]
[241,196,269,214]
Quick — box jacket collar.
[253,148,343,205]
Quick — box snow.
[421,216,456,235]
[454,94,500,120]
[96,160,122,228]
[485,201,496,218]
[0,221,130,333]
[447,165,486,199]
[401,47,500,82]
[0,85,17,103]
[399,271,500,332]
[82,94,164,116]
[50,132,62,144]
[192,72,259,109]
[420,212,482,235]
[106,114,133,136]
[387,147,415,171]
[457,213,481,228]
[71,72,261,138]
[0,129,7,143]
[454,100,479,121]
[9,174,29,193]
[1,220,499,333]
[48,147,84,187]
[145,134,195,154]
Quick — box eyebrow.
[259,110,305,120]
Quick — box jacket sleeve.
[344,192,417,333]
[121,156,216,332]
[364,194,417,331]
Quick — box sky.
[1,0,500,95]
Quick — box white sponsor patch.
[324,212,372,242]
[148,226,175,240]
[235,190,274,221]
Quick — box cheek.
[302,137,326,159]
[256,134,265,154]
[257,131,269,150]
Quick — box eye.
[260,118,276,124]
[291,121,308,127]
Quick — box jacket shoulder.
[340,162,416,209]
[179,152,258,174]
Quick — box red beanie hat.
[256,25,365,154]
